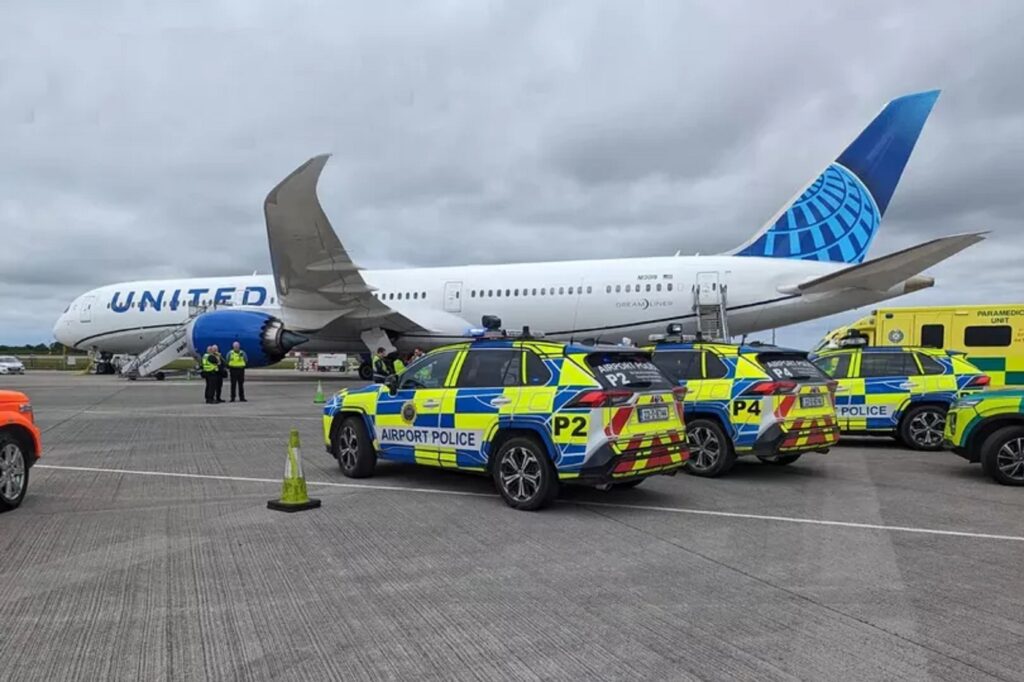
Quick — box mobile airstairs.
[692,277,730,342]
[118,304,208,380]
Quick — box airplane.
[53,90,985,380]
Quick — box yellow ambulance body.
[817,305,1024,387]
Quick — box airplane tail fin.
[732,90,940,264]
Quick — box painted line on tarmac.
[34,463,1024,542]
[42,409,321,421]
[34,464,495,498]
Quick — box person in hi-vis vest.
[227,341,248,402]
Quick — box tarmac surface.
[1,371,1023,681]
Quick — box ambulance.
[817,305,1024,387]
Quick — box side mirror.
[384,374,399,394]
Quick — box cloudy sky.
[2,1,1022,346]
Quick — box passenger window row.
[375,291,428,301]
[606,283,673,294]
[469,286,594,298]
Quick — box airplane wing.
[263,154,438,334]
[787,232,987,295]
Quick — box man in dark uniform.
[201,345,218,404]
[211,345,226,403]
[227,341,248,402]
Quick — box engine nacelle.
[187,310,308,367]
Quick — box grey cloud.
[1,0,1022,346]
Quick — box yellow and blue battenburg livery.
[944,389,1024,486]
[734,90,939,263]
[646,338,839,478]
[811,342,989,450]
[322,330,689,509]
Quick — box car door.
[812,352,854,430]
[375,350,459,465]
[448,348,523,470]
[856,351,921,431]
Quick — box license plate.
[800,395,826,409]
[638,405,670,423]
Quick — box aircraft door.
[79,295,95,323]
[443,281,463,313]
[695,272,721,305]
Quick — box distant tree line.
[0,342,87,355]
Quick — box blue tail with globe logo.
[733,90,940,264]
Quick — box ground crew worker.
[211,344,226,403]
[389,351,406,375]
[410,348,425,363]
[201,345,218,404]
[227,341,248,402]
[372,347,389,383]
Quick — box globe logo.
[737,163,881,263]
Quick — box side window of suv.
[456,349,521,388]
[859,352,918,378]
[399,351,457,389]
[652,350,702,384]
[915,353,946,376]
[524,350,551,386]
[703,352,729,379]
[813,353,852,379]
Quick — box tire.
[491,436,558,510]
[0,432,29,512]
[685,418,736,478]
[334,415,376,478]
[155,372,166,381]
[980,426,1024,486]
[358,362,374,382]
[757,453,802,466]
[899,405,947,451]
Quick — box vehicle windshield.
[757,353,830,382]
[584,351,673,390]
[0,356,17,363]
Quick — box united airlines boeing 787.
[53,90,984,379]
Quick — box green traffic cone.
[267,429,321,512]
[314,380,325,404]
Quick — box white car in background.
[0,357,26,375]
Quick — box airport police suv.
[323,318,689,510]
[811,332,989,450]
[645,326,839,478]
[944,390,1024,486]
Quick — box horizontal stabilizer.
[788,232,987,294]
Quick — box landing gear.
[94,351,116,375]
[358,362,374,381]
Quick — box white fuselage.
[53,254,913,356]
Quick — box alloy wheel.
[909,410,945,448]
[687,426,721,471]
[0,443,25,502]
[996,437,1024,482]
[338,425,359,471]
[498,447,542,503]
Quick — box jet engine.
[187,310,308,367]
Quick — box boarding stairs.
[692,281,730,342]
[119,304,209,379]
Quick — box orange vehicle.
[0,390,41,512]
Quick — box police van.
[645,326,839,478]
[811,331,989,450]
[323,317,689,510]
[817,305,1024,387]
